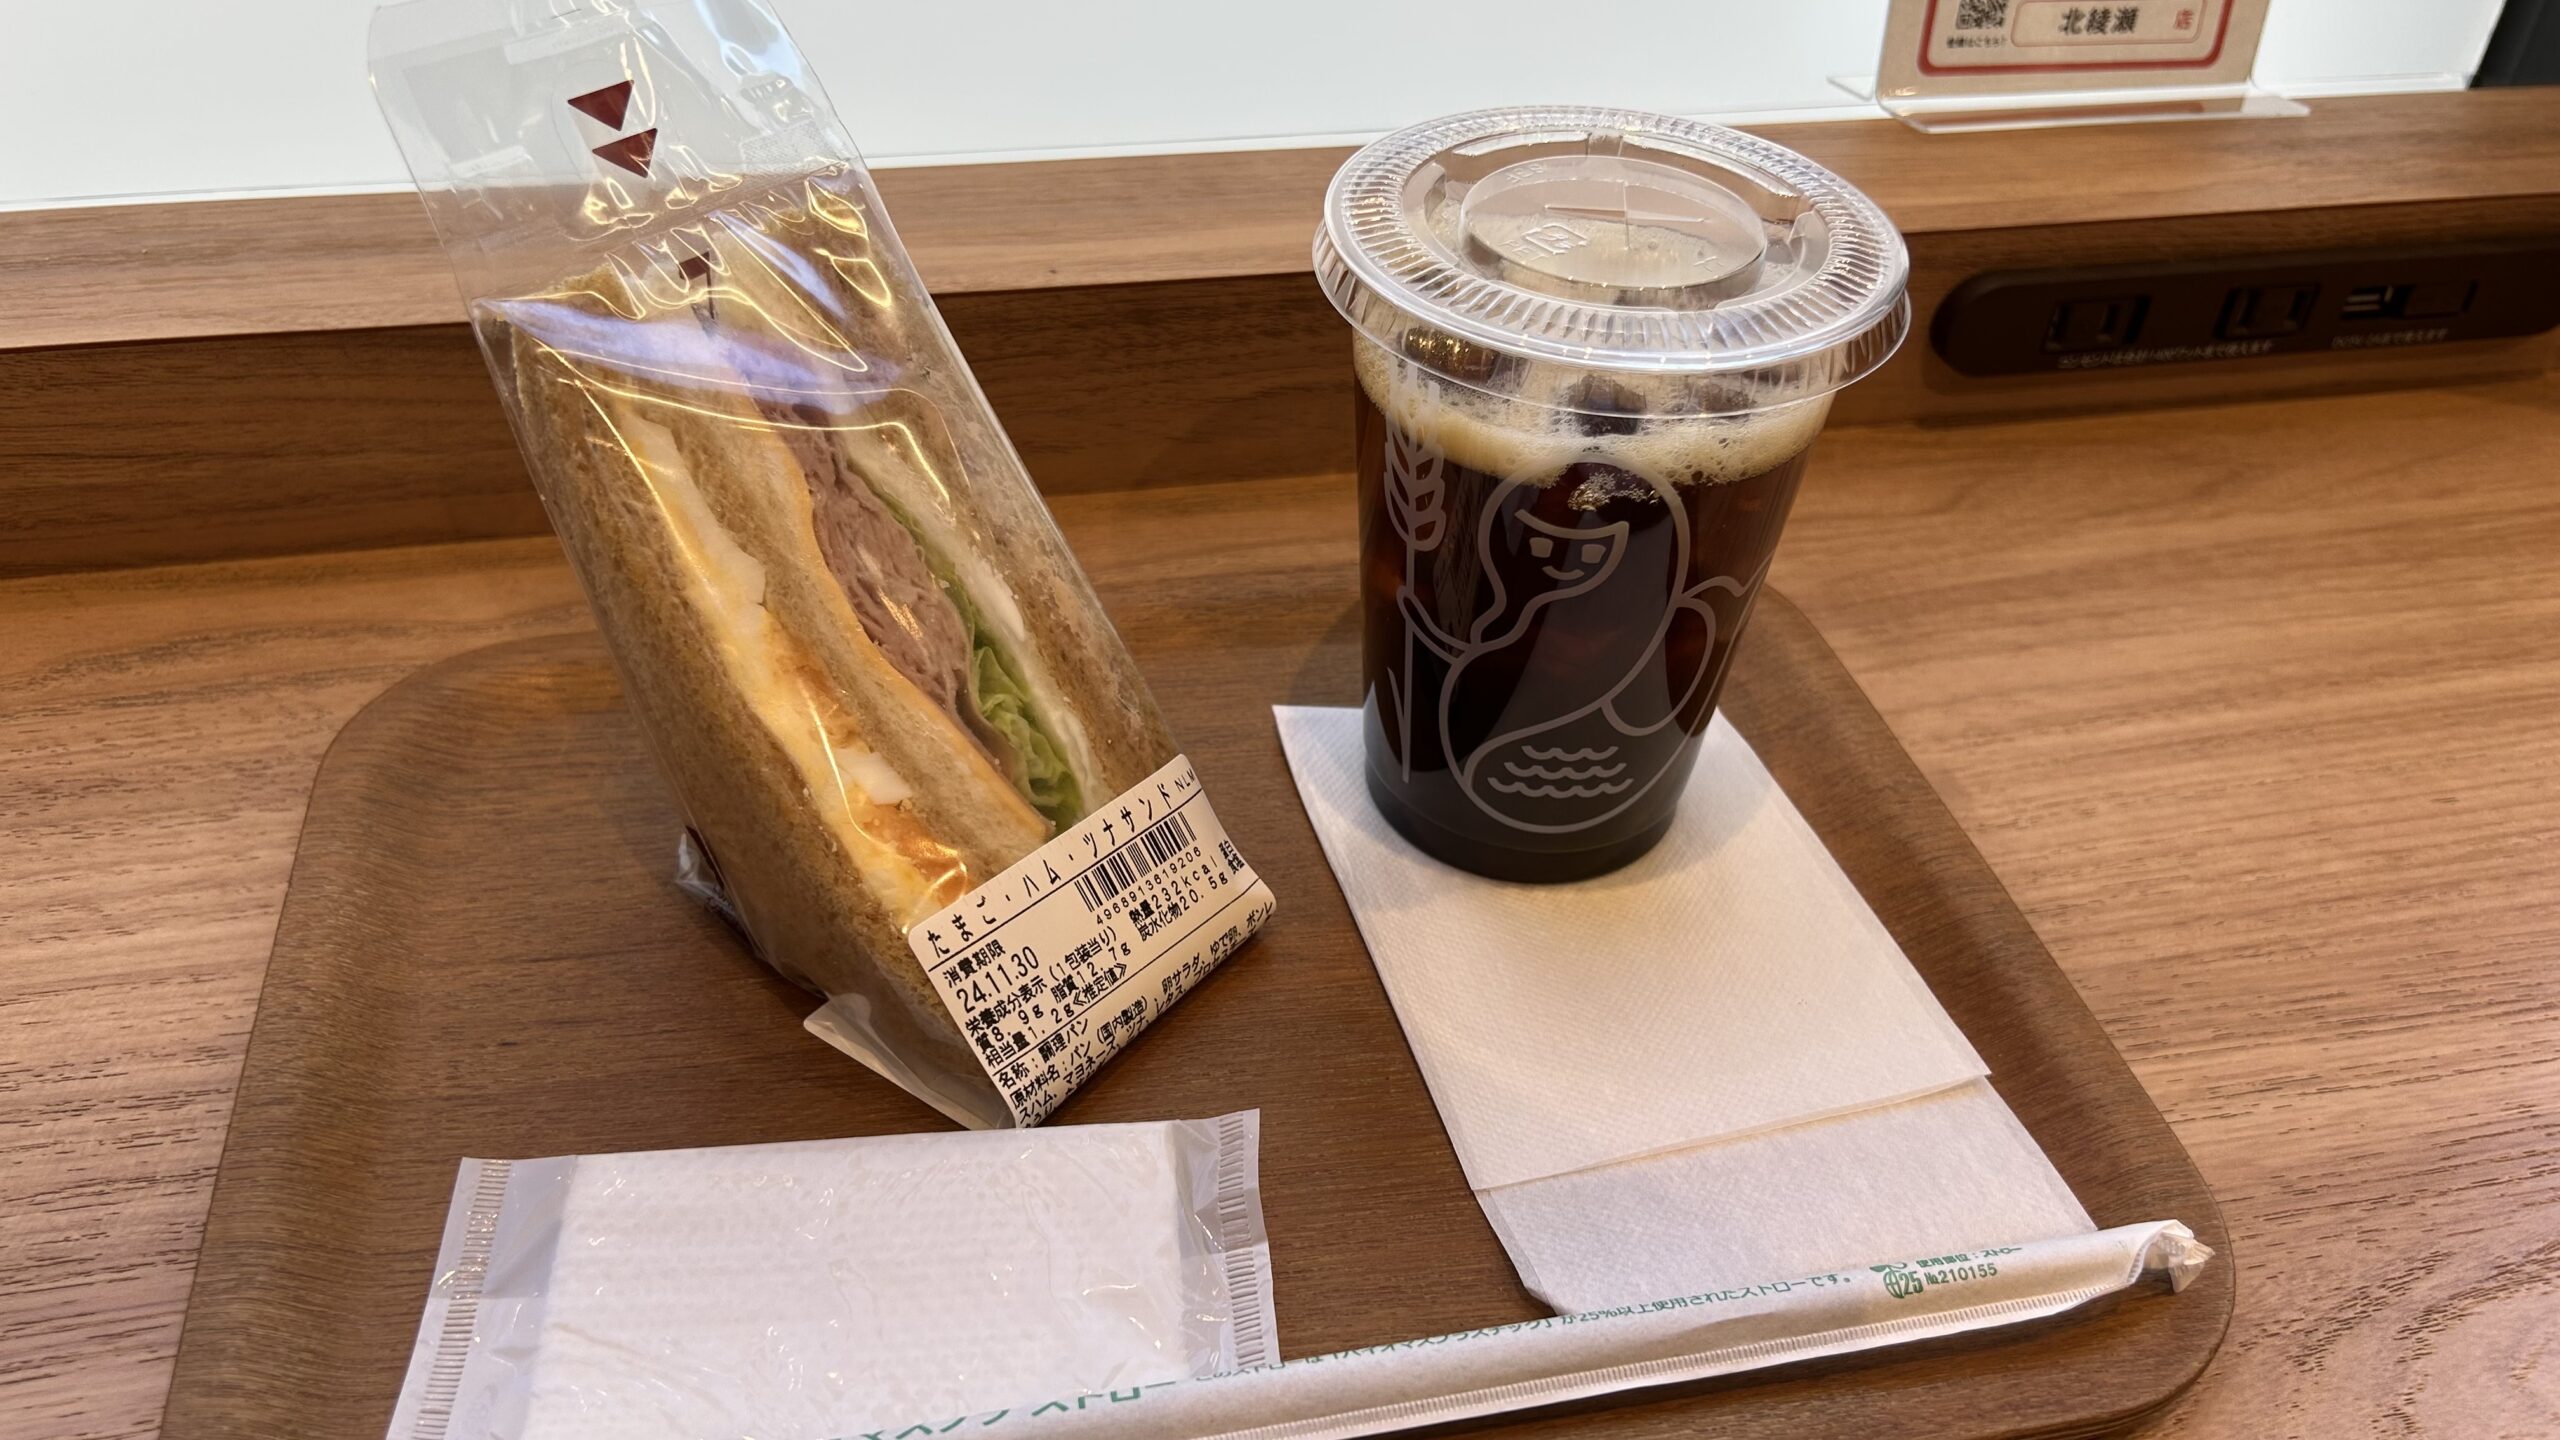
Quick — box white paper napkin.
[1275,705,1988,1191]
[1479,1079,2093,1312]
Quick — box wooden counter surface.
[5,377,2557,1437]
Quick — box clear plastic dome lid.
[1315,106,1911,399]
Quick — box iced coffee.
[1315,108,1910,880]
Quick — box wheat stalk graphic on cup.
[1384,422,1446,780]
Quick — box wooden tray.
[160,593,2228,1438]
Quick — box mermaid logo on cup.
[1397,455,1751,836]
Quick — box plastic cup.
[1314,107,1910,881]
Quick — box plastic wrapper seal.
[370,0,1271,1128]
[383,1112,1278,1440]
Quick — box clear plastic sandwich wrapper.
[384,1113,1277,1440]
[369,0,1273,1128]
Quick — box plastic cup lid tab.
[1316,106,1911,397]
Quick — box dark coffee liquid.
[1357,389,1813,880]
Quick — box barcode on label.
[1074,812,1197,912]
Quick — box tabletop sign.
[1877,0,2274,99]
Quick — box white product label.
[906,755,1276,1126]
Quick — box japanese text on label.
[907,755,1276,1125]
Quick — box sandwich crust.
[503,321,995,1104]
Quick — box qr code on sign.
[1956,0,2009,28]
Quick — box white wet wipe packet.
[1276,706,2093,1312]
[385,1112,1276,1440]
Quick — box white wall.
[2256,0,2507,93]
[0,0,2509,209]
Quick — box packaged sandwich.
[371,0,1274,1128]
